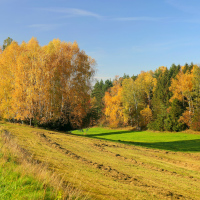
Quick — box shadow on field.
[83,130,138,137]
[69,130,200,152]
[77,131,200,152]
[120,139,200,152]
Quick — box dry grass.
[0,127,87,200]
[1,122,200,199]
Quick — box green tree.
[149,68,171,131]
[122,78,145,127]
[91,79,113,121]
[164,99,186,131]
[3,37,13,51]
[169,64,181,79]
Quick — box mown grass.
[1,123,200,199]
[71,127,200,152]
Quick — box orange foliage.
[135,71,157,106]
[179,109,193,128]
[0,38,95,128]
[104,80,124,128]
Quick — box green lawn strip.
[71,127,200,152]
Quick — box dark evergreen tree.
[164,99,186,131]
[131,74,138,81]
[91,79,113,121]
[169,64,180,79]
[182,62,193,74]
[148,69,171,131]
[122,73,130,79]
[3,37,13,51]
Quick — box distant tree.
[122,78,145,127]
[136,71,157,107]
[149,68,171,131]
[182,62,193,74]
[3,37,13,51]
[104,78,124,127]
[164,99,186,131]
[131,74,138,81]
[169,64,181,79]
[140,105,153,128]
[122,73,130,79]
[91,79,113,121]
[152,68,171,118]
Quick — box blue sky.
[1,0,200,82]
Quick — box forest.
[92,63,200,132]
[1,37,200,132]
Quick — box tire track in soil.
[36,132,186,199]
[92,142,200,180]
[36,132,132,182]
[92,143,182,177]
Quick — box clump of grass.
[0,129,86,200]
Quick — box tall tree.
[149,68,171,131]
[91,79,112,120]
[104,78,123,128]
[122,78,145,127]
[135,71,156,107]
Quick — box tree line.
[0,37,95,130]
[1,37,200,132]
[92,63,200,131]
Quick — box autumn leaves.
[104,72,155,128]
[0,38,200,132]
[0,38,95,128]
[103,65,200,131]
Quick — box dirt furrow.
[37,132,133,182]
[36,132,187,199]
[92,142,200,182]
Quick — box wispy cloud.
[132,40,196,53]
[40,7,166,22]
[113,17,164,22]
[41,8,103,19]
[28,24,61,31]
[165,0,200,14]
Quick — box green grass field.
[71,127,200,152]
[1,123,200,199]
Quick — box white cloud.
[165,0,200,14]
[113,17,164,22]
[40,7,166,22]
[28,24,60,31]
[42,8,103,19]
[132,40,197,53]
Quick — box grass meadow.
[1,123,200,199]
[71,127,200,152]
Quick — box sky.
[1,0,200,82]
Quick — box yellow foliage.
[0,38,95,127]
[140,105,153,126]
[169,70,193,103]
[135,71,157,106]
[104,80,124,127]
